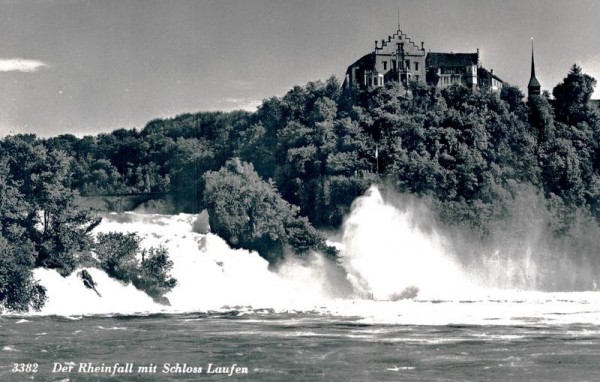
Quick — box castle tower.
[528,39,541,97]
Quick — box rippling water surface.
[2,309,600,381]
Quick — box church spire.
[528,38,541,97]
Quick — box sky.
[1,0,599,137]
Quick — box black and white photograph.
[1,0,600,380]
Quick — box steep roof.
[347,53,375,71]
[478,67,503,83]
[528,44,541,89]
[528,75,541,89]
[426,52,478,68]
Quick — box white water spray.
[340,186,472,300]
[31,186,476,315]
[34,212,351,315]
[28,185,600,325]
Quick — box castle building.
[425,52,479,88]
[344,28,426,89]
[477,67,504,93]
[344,26,504,92]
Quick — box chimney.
[375,40,378,49]
[381,39,385,47]
[421,41,424,50]
[490,69,494,75]
[388,36,391,41]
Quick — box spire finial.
[397,1,400,31]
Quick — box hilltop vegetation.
[37,64,599,233]
[0,136,177,310]
[2,64,600,310]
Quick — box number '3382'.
[12,363,38,373]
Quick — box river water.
[2,306,600,381]
[2,187,600,381]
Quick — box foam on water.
[34,213,345,315]
[32,267,159,316]
[28,186,600,325]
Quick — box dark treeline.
[41,65,600,233]
[0,136,178,311]
[2,64,600,310]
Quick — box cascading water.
[28,185,600,325]
[33,212,354,316]
[339,186,472,300]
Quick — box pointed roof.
[528,40,541,91]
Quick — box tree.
[94,232,177,303]
[0,237,46,312]
[30,150,100,274]
[166,137,214,211]
[95,232,140,282]
[553,64,598,125]
[203,158,338,263]
[136,246,177,302]
[0,159,46,311]
[500,84,527,119]
[528,93,556,142]
[0,135,100,276]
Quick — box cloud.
[218,97,262,111]
[0,58,49,72]
[227,79,256,90]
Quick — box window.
[383,61,387,70]
[405,60,410,71]
[414,62,419,71]
[415,75,419,81]
[392,60,397,70]
[442,67,459,75]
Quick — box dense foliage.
[95,232,177,303]
[3,63,600,309]
[34,67,599,235]
[203,158,338,263]
[0,137,176,311]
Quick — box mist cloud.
[218,97,261,111]
[0,58,49,72]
